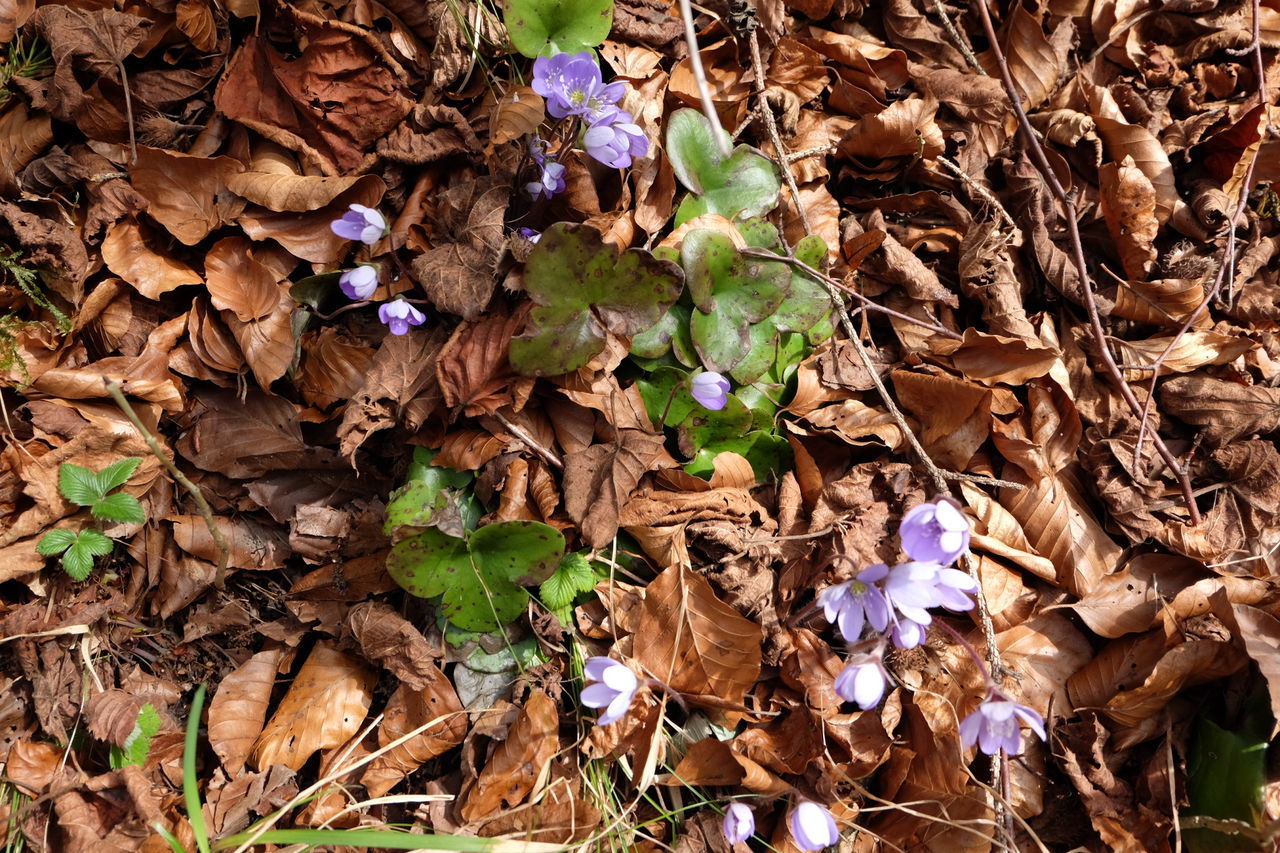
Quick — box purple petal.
[580,682,618,709]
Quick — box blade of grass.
[185,683,211,853]
[214,829,566,851]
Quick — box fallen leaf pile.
[0,0,1278,850]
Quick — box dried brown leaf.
[1098,156,1159,281]
[634,564,763,709]
[563,429,669,548]
[460,689,559,821]
[410,180,507,321]
[1113,331,1256,381]
[1160,375,1280,444]
[101,219,202,300]
[209,647,283,776]
[252,643,375,771]
[361,669,467,798]
[128,147,243,245]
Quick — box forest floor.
[1,0,1279,850]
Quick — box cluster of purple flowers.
[821,499,1045,757]
[328,204,425,336]
[525,51,649,200]
[721,800,840,851]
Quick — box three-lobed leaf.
[503,0,613,57]
[387,522,566,631]
[510,223,683,376]
[63,530,114,581]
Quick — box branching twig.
[971,0,1201,525]
[1132,0,1269,470]
[676,0,731,158]
[103,380,230,588]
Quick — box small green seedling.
[36,457,147,580]
[110,703,162,769]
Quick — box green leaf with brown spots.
[510,223,683,376]
[386,521,566,631]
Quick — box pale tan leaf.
[0,0,35,44]
[1000,465,1123,595]
[209,647,284,776]
[1113,331,1256,381]
[488,85,545,149]
[803,399,906,450]
[252,643,375,771]
[634,564,763,709]
[1098,156,1158,281]
[204,236,282,322]
[460,690,559,821]
[1112,277,1207,327]
[1065,552,1205,638]
[101,219,203,299]
[1103,640,1246,732]
[128,146,243,245]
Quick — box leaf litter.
[0,0,1278,851]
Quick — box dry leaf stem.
[103,379,231,587]
[971,0,1202,525]
[1132,0,1270,467]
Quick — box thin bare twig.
[971,0,1202,525]
[103,380,230,587]
[493,410,564,469]
[1132,0,1269,469]
[930,0,986,74]
[677,0,731,158]
[746,28,812,237]
[936,155,1018,233]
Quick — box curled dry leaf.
[169,514,290,570]
[1112,331,1256,381]
[100,219,202,300]
[209,647,284,776]
[563,429,670,549]
[128,146,243,245]
[251,642,375,771]
[1098,156,1159,281]
[459,689,558,821]
[361,667,467,798]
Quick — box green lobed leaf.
[91,492,147,524]
[94,457,143,494]
[681,229,790,373]
[387,522,566,631]
[510,224,683,377]
[37,528,77,556]
[636,367,699,430]
[504,0,613,57]
[59,462,104,506]
[686,432,792,482]
[540,552,597,612]
[666,109,780,226]
[62,542,96,580]
[78,528,116,556]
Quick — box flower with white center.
[959,694,1046,756]
[722,802,754,844]
[818,563,891,643]
[330,204,387,245]
[338,265,378,300]
[581,656,639,725]
[532,52,626,121]
[789,801,840,852]
[834,652,892,710]
[690,371,731,410]
[900,499,971,565]
[378,299,426,336]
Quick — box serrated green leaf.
[510,224,683,377]
[94,457,143,494]
[91,492,147,524]
[59,463,104,506]
[540,552,597,611]
[37,528,78,556]
[111,704,162,768]
[78,528,116,556]
[666,110,780,226]
[504,0,613,57]
[387,522,565,631]
[681,229,790,373]
[62,543,96,580]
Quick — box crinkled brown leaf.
[1160,375,1280,444]
[209,647,284,776]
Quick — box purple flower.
[834,653,891,710]
[690,371,730,410]
[581,656,638,725]
[959,695,1046,756]
[338,265,378,300]
[378,300,426,335]
[818,563,891,643]
[888,615,928,650]
[789,801,839,852]
[518,227,542,243]
[900,499,970,565]
[330,204,387,245]
[881,561,946,625]
[722,802,755,844]
[532,51,626,121]
[582,107,648,169]
[526,160,566,200]
[931,566,979,612]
